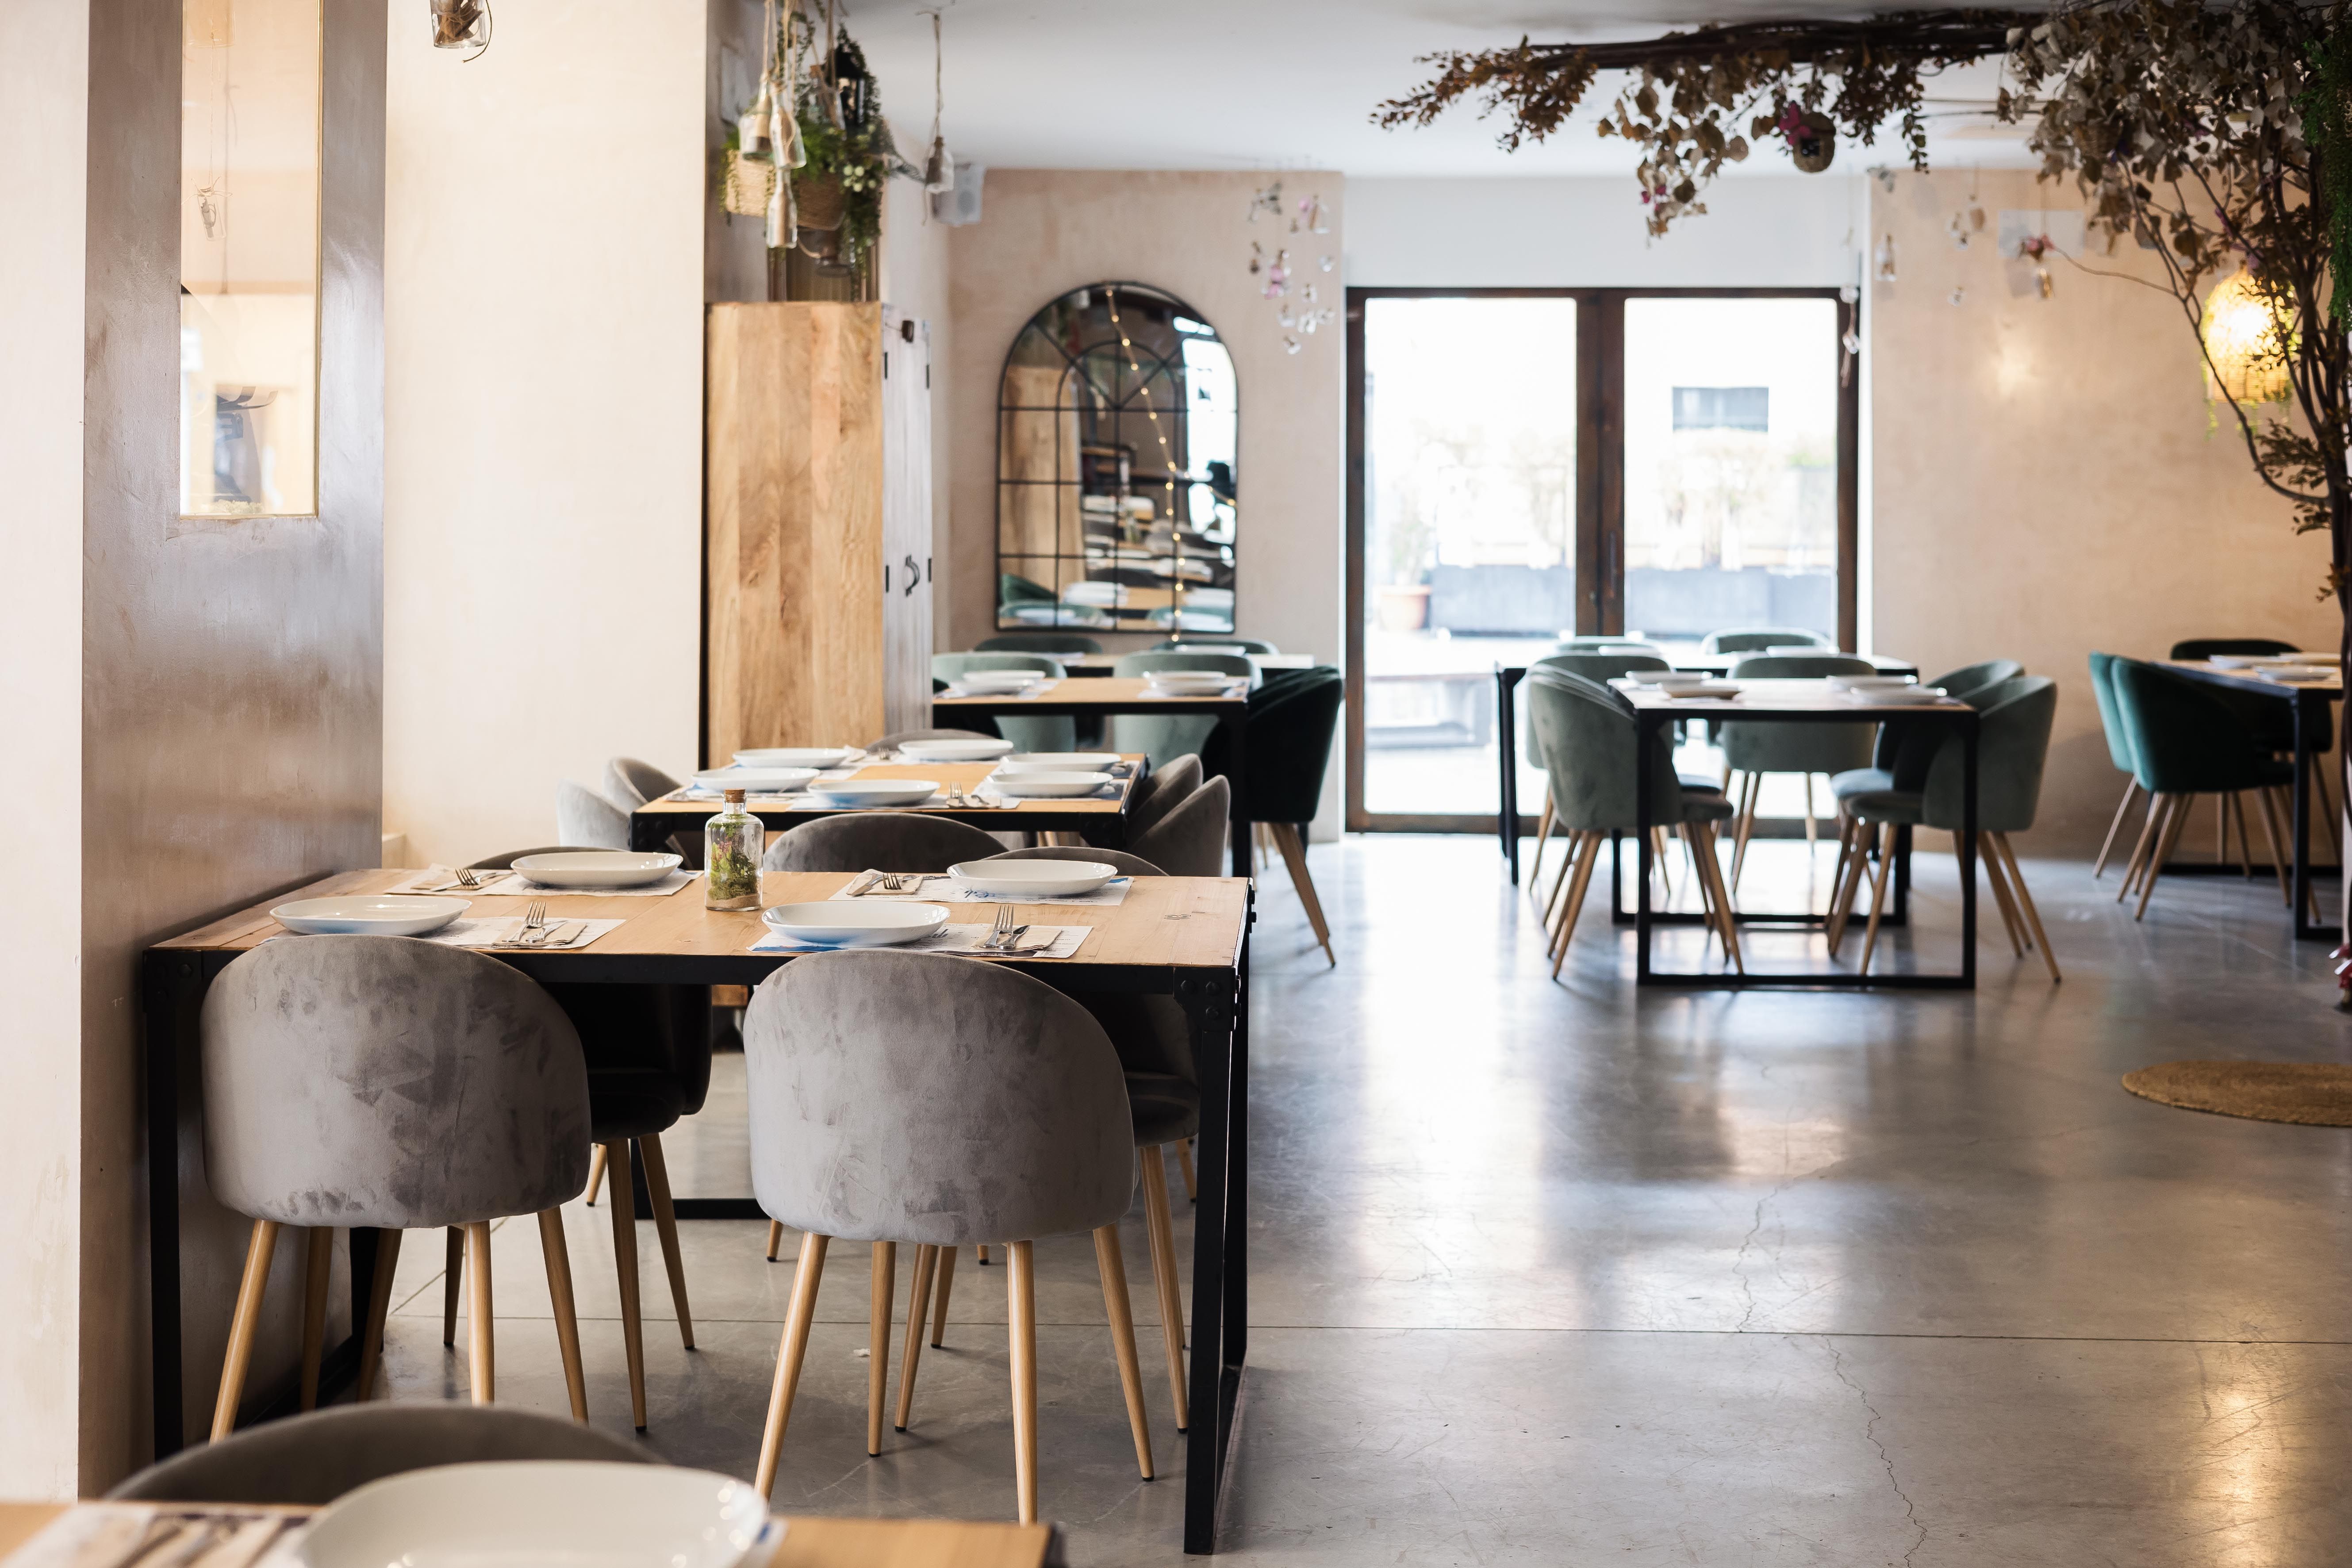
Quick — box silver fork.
[513,900,548,946]
[985,903,1015,949]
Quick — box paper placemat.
[829,873,1133,907]
[389,868,698,897]
[3,1503,311,1568]
[416,916,625,950]
[748,923,1090,959]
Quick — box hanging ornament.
[1778,104,1836,173]
[920,10,956,198]
[1873,233,1897,283]
[429,0,491,57]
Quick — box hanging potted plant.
[790,28,910,270]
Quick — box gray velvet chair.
[1130,774,1230,878]
[743,952,1151,1522]
[933,653,1077,753]
[556,780,630,850]
[201,938,594,1437]
[978,632,1102,656]
[1719,653,1879,886]
[1124,754,1201,842]
[108,1404,651,1504]
[866,727,996,752]
[1701,627,1831,655]
[1522,652,1672,892]
[1111,652,1256,767]
[604,757,680,808]
[762,811,1007,874]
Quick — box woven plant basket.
[796,176,845,231]
[721,150,775,219]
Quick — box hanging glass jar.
[428,0,489,52]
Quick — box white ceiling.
[833,0,2040,178]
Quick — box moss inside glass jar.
[706,789,764,910]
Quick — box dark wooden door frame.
[1344,285,1858,835]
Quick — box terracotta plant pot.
[1376,584,1432,633]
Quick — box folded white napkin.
[747,923,1091,959]
[829,873,1132,907]
[418,916,625,950]
[390,868,698,897]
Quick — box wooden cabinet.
[705,303,932,761]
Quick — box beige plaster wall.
[1869,170,2338,858]
[383,1,706,865]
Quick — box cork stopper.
[724,787,747,804]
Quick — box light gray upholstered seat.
[1130,774,1229,878]
[742,952,1153,1518]
[556,780,630,850]
[108,1404,652,1504]
[1122,754,1200,841]
[604,757,680,808]
[762,811,1008,874]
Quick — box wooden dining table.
[932,680,1254,875]
[627,759,1144,854]
[0,1500,1058,1568]
[141,870,1253,1555]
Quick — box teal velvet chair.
[1702,627,1830,656]
[978,632,1101,656]
[1523,651,1672,891]
[1235,667,1342,965]
[1719,652,1878,886]
[1110,651,1258,767]
[2108,658,2297,920]
[1523,670,1742,977]
[932,652,1075,753]
[2166,637,2337,838]
[1828,675,2060,980]
[1830,658,2026,890]
[2086,652,2142,878]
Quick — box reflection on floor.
[382,833,2352,1564]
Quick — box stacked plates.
[272,896,468,936]
[694,766,818,794]
[1626,671,1710,688]
[761,901,949,947]
[899,737,1013,762]
[509,851,681,889]
[990,771,1112,799]
[1144,671,1234,695]
[734,747,852,768]
[948,859,1119,897]
[805,779,938,807]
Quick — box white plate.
[1846,685,1950,705]
[1145,670,1233,689]
[1827,674,1918,692]
[1004,752,1123,771]
[761,901,950,947]
[807,780,940,807]
[509,851,683,889]
[949,859,1119,897]
[300,1460,765,1568]
[989,771,1112,799]
[1627,671,1710,687]
[734,747,852,769]
[2256,666,2336,683]
[272,895,469,937]
[694,766,819,794]
[958,671,1048,692]
[898,737,1014,762]
[1658,682,1742,700]
[2275,651,2338,665]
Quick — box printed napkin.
[747,923,1091,959]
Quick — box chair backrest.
[1533,651,1670,681]
[1929,659,2025,702]
[1242,667,1342,825]
[107,1404,653,1504]
[1918,675,2058,834]
[1131,773,1230,877]
[556,780,630,850]
[1701,627,1830,655]
[604,757,680,809]
[865,727,994,751]
[985,845,1167,877]
[761,811,1007,874]
[468,845,605,870]
[744,951,1134,1245]
[2086,652,2134,774]
[1114,650,1260,686]
[1522,670,1685,834]
[2108,657,2268,794]
[202,937,591,1230]
[1555,637,1662,654]
[1872,659,2026,772]
[933,652,1064,682]
[1126,754,1202,839]
[1728,653,1876,680]
[1154,637,1279,656]
[978,632,1102,655]
[2170,637,2299,661]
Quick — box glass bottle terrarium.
[705,789,763,911]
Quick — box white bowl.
[300,1460,765,1568]
[806,779,940,808]
[734,747,851,769]
[1145,671,1233,693]
[958,670,1048,692]
[761,901,950,947]
[272,895,469,937]
[1658,682,1743,700]
[1004,752,1123,771]
[898,737,1014,762]
[949,859,1120,897]
[509,851,682,889]
[694,766,819,794]
[1626,671,1708,686]
[990,771,1113,799]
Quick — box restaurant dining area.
[13,1,2352,1564]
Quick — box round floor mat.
[2122,1060,2352,1126]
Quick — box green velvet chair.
[978,632,1102,656]
[2167,638,2337,837]
[1523,670,1741,977]
[1719,652,1878,886]
[2108,657,2297,920]
[1522,651,1672,891]
[2086,652,2143,877]
[932,652,1075,753]
[1701,627,1830,656]
[1234,667,1342,965]
[1830,658,2026,889]
[1828,675,2060,979]
[1110,651,1258,767]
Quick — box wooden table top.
[2161,658,2345,695]
[152,868,1252,973]
[935,677,1246,708]
[1612,677,1974,717]
[635,761,1134,819]
[0,1501,1053,1568]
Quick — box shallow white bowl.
[1004,752,1123,771]
[1658,682,1742,700]
[1627,671,1709,686]
[1827,674,1919,692]
[807,780,940,808]
[300,1460,765,1568]
[761,901,950,947]
[958,671,1049,692]
[694,766,819,794]
[1145,671,1234,693]
[272,895,469,938]
[509,851,683,889]
[990,771,1112,799]
[898,737,1015,762]
[734,747,852,769]
[949,859,1119,897]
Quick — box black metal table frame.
[142,893,1255,1555]
[2158,663,2344,942]
[936,693,1252,877]
[1629,701,1979,990]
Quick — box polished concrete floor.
[381,832,2352,1564]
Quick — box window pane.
[180,0,322,518]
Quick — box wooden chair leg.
[1007,1240,1040,1526]
[754,1234,829,1496]
[1858,825,1896,976]
[299,1227,333,1412]
[2254,786,2293,905]
[1826,817,1872,952]
[357,1228,401,1402]
[1541,829,1582,931]
[896,1244,938,1432]
[1802,774,1820,847]
[1140,1145,1189,1431]
[867,1242,897,1456]
[443,1226,464,1346]
[638,1132,694,1350]
[1730,773,1761,890]
[605,1140,647,1430]
[2091,780,2141,878]
[464,1220,495,1405]
[1550,831,1603,979]
[766,1221,785,1262]
[535,1208,589,1422]
[1993,834,2061,982]
[2117,793,2170,902]
[1971,832,2027,955]
[1095,1225,1155,1480]
[1271,824,1334,965]
[1691,822,1743,974]
[1527,790,1556,891]
[929,1243,956,1348]
[977,1243,990,1265]
[2137,793,2191,920]
[1177,1138,1197,1202]
[583,1143,607,1207]
[212,1219,280,1440]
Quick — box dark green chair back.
[1701,627,1830,655]
[2162,640,2331,753]
[2087,652,2134,774]
[1524,670,1692,835]
[1874,659,2025,774]
[1930,659,2025,702]
[1526,653,1671,771]
[2110,658,2285,794]
[978,633,1102,656]
[1719,654,1879,775]
[1918,675,2058,834]
[1239,668,1341,825]
[2170,637,2298,660]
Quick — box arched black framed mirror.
[996,283,1237,633]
